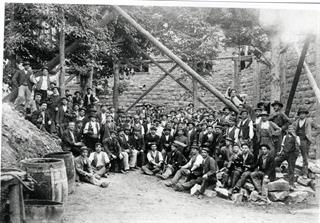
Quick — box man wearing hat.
[73,91,82,105]
[250,144,275,193]
[101,114,117,143]
[83,113,100,152]
[141,143,163,175]
[195,146,218,198]
[165,144,203,188]
[13,61,34,108]
[157,141,187,180]
[75,146,109,188]
[226,117,240,145]
[186,122,198,158]
[30,65,57,101]
[129,127,145,168]
[26,93,42,117]
[293,107,319,177]
[31,100,54,132]
[256,110,281,156]
[269,100,291,154]
[47,86,60,121]
[159,126,174,158]
[201,125,221,157]
[55,96,74,132]
[145,126,160,152]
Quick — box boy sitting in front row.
[89,142,110,178]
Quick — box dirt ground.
[63,170,319,223]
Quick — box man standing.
[201,125,221,157]
[145,126,160,152]
[239,109,254,145]
[226,117,240,145]
[256,111,281,156]
[13,61,33,108]
[293,108,319,178]
[274,125,300,188]
[30,66,56,101]
[269,100,291,153]
[83,87,99,111]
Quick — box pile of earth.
[1,103,62,169]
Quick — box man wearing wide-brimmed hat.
[255,110,281,156]
[156,140,187,180]
[238,109,254,144]
[293,107,319,178]
[269,100,291,154]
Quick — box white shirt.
[156,126,163,137]
[89,152,110,167]
[83,121,99,136]
[101,113,106,125]
[182,154,203,170]
[241,118,254,139]
[260,121,270,129]
[31,75,57,91]
[298,119,306,128]
[147,150,163,163]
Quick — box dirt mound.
[1,103,62,168]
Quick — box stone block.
[190,184,201,196]
[288,191,309,203]
[297,176,312,186]
[232,193,243,203]
[204,190,216,198]
[249,190,259,202]
[295,185,316,196]
[267,179,289,192]
[269,191,289,202]
[243,182,255,192]
[215,187,230,199]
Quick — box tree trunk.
[315,19,320,159]
[252,56,261,106]
[59,9,65,97]
[269,31,281,102]
[86,66,93,90]
[233,58,240,91]
[113,62,120,116]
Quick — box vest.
[91,152,99,167]
[296,121,307,140]
[283,134,297,153]
[150,151,160,164]
[240,119,251,140]
[84,94,95,107]
[228,127,237,141]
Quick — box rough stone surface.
[243,182,255,192]
[297,176,312,186]
[204,190,216,198]
[249,190,259,202]
[288,191,309,203]
[232,193,244,203]
[1,103,62,169]
[267,179,290,192]
[269,191,289,202]
[215,187,230,199]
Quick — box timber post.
[58,8,66,97]
[113,62,120,119]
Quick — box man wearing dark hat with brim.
[30,65,56,101]
[165,144,203,188]
[61,121,84,156]
[293,107,320,178]
[73,90,82,105]
[201,125,221,157]
[55,96,74,134]
[83,113,100,153]
[31,100,54,133]
[186,121,197,158]
[250,144,275,193]
[239,109,254,146]
[159,126,174,159]
[157,140,187,180]
[75,146,109,188]
[144,126,160,153]
[255,110,281,158]
[269,100,291,154]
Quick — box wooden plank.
[285,35,312,115]
[125,64,178,112]
[112,5,239,113]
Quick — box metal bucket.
[24,199,64,223]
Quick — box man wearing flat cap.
[293,107,319,178]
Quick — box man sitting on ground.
[157,140,187,180]
[89,142,110,178]
[75,146,109,188]
[141,143,163,175]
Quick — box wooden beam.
[113,63,120,115]
[285,35,312,115]
[233,58,240,91]
[125,64,179,112]
[112,5,239,113]
[65,74,77,86]
[294,45,320,104]
[141,50,213,110]
[193,77,198,109]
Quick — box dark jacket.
[104,137,122,157]
[12,69,33,90]
[165,150,187,171]
[55,105,74,126]
[159,134,174,152]
[129,134,145,151]
[144,133,160,152]
[242,152,255,172]
[75,155,93,177]
[254,153,274,177]
[31,110,52,132]
[202,156,218,177]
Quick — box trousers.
[300,139,310,176]
[119,151,130,170]
[275,152,298,186]
[14,85,31,106]
[129,149,138,168]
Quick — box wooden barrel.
[44,152,76,194]
[20,158,68,203]
[24,199,64,223]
